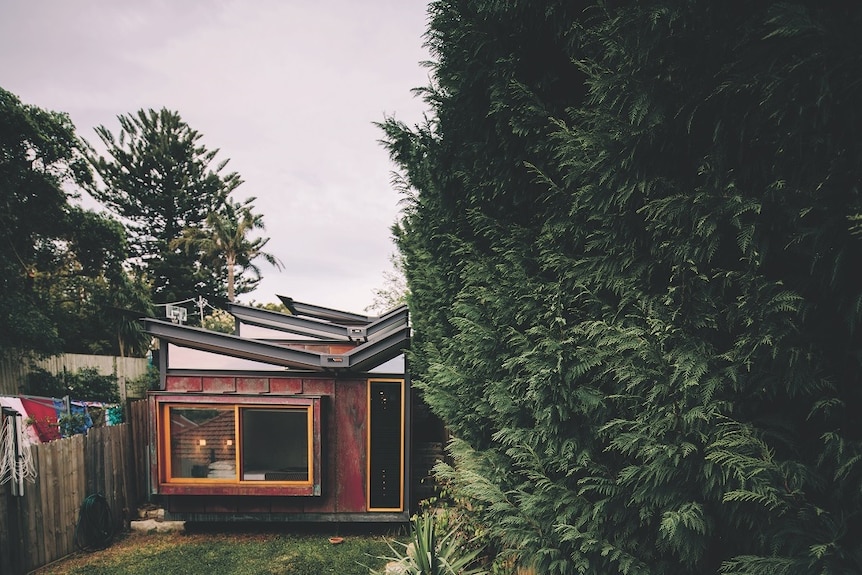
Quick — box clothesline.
[2,394,122,443]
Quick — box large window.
[168,406,236,479]
[241,409,309,481]
[157,397,320,496]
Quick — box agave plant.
[374,512,487,575]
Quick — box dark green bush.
[384,2,862,573]
[25,367,120,403]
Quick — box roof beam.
[363,306,409,340]
[345,326,410,372]
[277,296,372,325]
[227,303,353,340]
[142,318,410,372]
[142,319,327,371]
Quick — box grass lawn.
[32,525,404,575]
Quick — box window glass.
[162,402,315,487]
[241,408,309,481]
[168,406,236,479]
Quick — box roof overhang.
[142,319,329,371]
[141,304,410,371]
[228,303,409,343]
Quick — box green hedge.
[383,2,862,573]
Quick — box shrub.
[25,367,119,403]
[374,512,487,575]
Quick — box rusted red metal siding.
[168,376,202,392]
[156,375,371,515]
[201,377,236,393]
[334,378,367,512]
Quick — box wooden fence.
[129,400,150,503]
[0,352,149,400]
[0,405,147,575]
[0,351,30,396]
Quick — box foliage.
[127,365,161,396]
[251,301,290,313]
[171,196,282,302]
[202,308,236,334]
[0,87,132,356]
[373,512,487,575]
[383,2,862,574]
[25,367,120,403]
[367,252,409,315]
[86,108,238,306]
[418,483,509,574]
[106,272,155,357]
[57,411,91,437]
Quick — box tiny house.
[142,298,418,522]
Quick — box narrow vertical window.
[368,379,404,511]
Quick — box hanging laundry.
[19,397,61,442]
[0,397,40,445]
[51,399,94,437]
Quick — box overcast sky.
[0,0,431,315]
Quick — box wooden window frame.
[366,378,405,512]
[155,395,322,496]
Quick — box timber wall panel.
[0,352,148,399]
[0,352,30,396]
[18,434,88,573]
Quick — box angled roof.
[278,296,372,325]
[228,302,409,342]
[141,301,409,373]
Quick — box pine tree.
[87,108,238,304]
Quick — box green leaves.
[0,87,132,356]
[171,197,282,302]
[374,511,487,575]
[384,1,862,573]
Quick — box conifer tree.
[383,2,862,573]
[87,108,238,305]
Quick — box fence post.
[1,481,22,574]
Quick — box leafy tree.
[202,308,236,333]
[171,196,282,302]
[104,273,155,357]
[24,367,120,403]
[383,2,862,574]
[366,251,409,315]
[253,301,290,313]
[87,108,239,306]
[0,87,130,356]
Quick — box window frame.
[155,394,322,496]
[366,378,405,512]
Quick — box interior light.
[198,439,207,446]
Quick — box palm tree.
[172,197,283,302]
